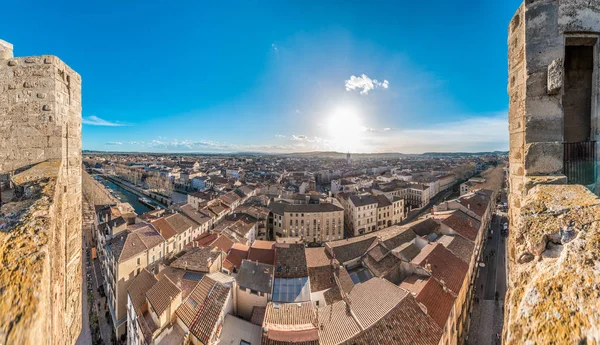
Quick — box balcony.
[563,141,597,187]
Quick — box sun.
[327,107,364,152]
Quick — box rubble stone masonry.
[0,39,82,345]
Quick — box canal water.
[94,176,152,215]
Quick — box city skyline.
[2,0,520,153]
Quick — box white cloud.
[272,43,279,53]
[291,135,308,141]
[345,74,390,95]
[82,115,125,127]
[275,134,286,138]
[360,113,508,153]
[105,141,123,145]
[383,128,391,131]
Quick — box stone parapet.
[504,184,600,344]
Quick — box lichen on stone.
[506,184,600,344]
[0,161,58,345]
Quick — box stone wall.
[0,40,82,345]
[506,1,600,343]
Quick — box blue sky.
[2,0,522,153]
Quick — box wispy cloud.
[82,115,126,127]
[272,43,279,53]
[275,134,286,138]
[345,74,389,95]
[105,141,123,145]
[360,113,508,153]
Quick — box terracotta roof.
[317,301,362,345]
[399,274,430,295]
[192,232,219,247]
[409,217,440,237]
[151,217,177,240]
[156,266,198,299]
[250,306,266,326]
[414,276,456,328]
[362,247,402,281]
[176,276,231,343]
[326,235,378,264]
[441,210,481,242]
[347,278,407,329]
[165,213,195,234]
[445,235,475,264]
[224,243,249,272]
[252,240,276,250]
[308,266,336,292]
[411,243,468,294]
[179,204,212,226]
[146,276,181,316]
[210,234,234,253]
[263,301,317,330]
[456,192,490,218]
[304,247,332,268]
[341,294,442,345]
[109,223,165,263]
[248,246,275,265]
[127,269,158,311]
[274,243,308,278]
[323,286,343,305]
[171,246,223,273]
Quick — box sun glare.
[327,107,364,152]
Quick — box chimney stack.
[0,39,13,60]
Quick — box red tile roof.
[414,277,456,328]
[412,243,468,295]
[151,218,177,240]
[341,294,442,345]
[441,210,481,242]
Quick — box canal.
[94,175,153,215]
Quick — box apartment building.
[103,222,166,336]
[374,194,405,230]
[269,201,344,243]
[346,194,379,236]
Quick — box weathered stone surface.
[0,39,13,60]
[547,58,563,95]
[505,184,600,344]
[523,174,567,194]
[524,141,563,175]
[0,40,82,345]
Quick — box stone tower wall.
[506,1,600,343]
[0,40,82,345]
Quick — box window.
[137,257,140,265]
[240,341,251,345]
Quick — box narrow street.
[466,191,508,345]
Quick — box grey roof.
[236,260,274,294]
[269,202,343,216]
[349,194,379,207]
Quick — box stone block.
[525,95,562,119]
[547,58,563,95]
[524,141,563,175]
[524,115,563,142]
[523,174,567,194]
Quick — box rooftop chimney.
[0,39,13,60]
